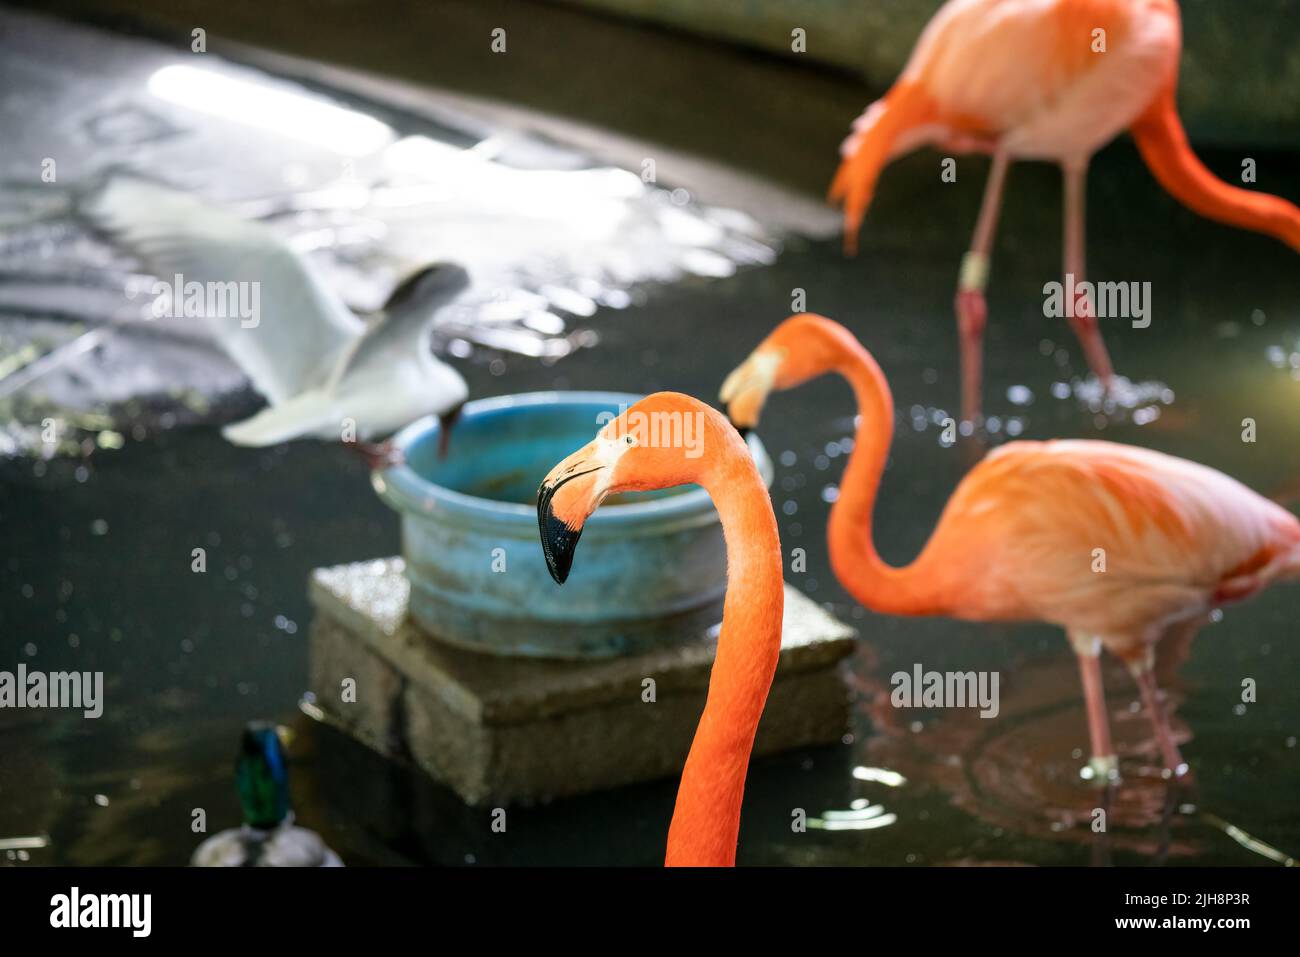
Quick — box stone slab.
[307,557,855,806]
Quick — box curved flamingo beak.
[537,443,611,584]
[719,349,781,432]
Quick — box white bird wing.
[222,268,472,446]
[221,388,340,447]
[82,176,364,404]
[324,266,469,411]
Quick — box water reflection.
[811,801,898,832]
[852,640,1204,857]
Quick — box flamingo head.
[720,313,860,430]
[537,392,722,584]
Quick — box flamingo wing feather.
[926,440,1300,640]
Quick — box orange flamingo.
[722,314,1300,780]
[537,393,783,866]
[831,0,1300,423]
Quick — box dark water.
[4,142,1300,866]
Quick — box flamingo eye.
[625,435,636,446]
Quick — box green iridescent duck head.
[236,722,290,831]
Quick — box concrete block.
[307,557,855,806]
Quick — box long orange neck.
[664,432,783,867]
[827,339,945,616]
[1132,86,1300,253]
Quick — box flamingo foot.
[955,288,987,426]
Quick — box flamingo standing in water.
[721,314,1300,780]
[537,393,782,866]
[831,0,1300,423]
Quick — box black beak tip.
[537,482,581,585]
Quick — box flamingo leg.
[1062,162,1115,390]
[1072,636,1118,782]
[1130,661,1189,778]
[955,149,1011,425]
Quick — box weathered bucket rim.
[375,391,773,530]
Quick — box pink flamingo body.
[831,0,1300,422]
[853,439,1300,638]
[723,315,1300,778]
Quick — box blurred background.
[1,0,1298,866]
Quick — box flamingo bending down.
[721,314,1300,780]
[831,0,1300,423]
[537,393,783,866]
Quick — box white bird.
[81,175,470,463]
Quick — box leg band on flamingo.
[958,251,990,293]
